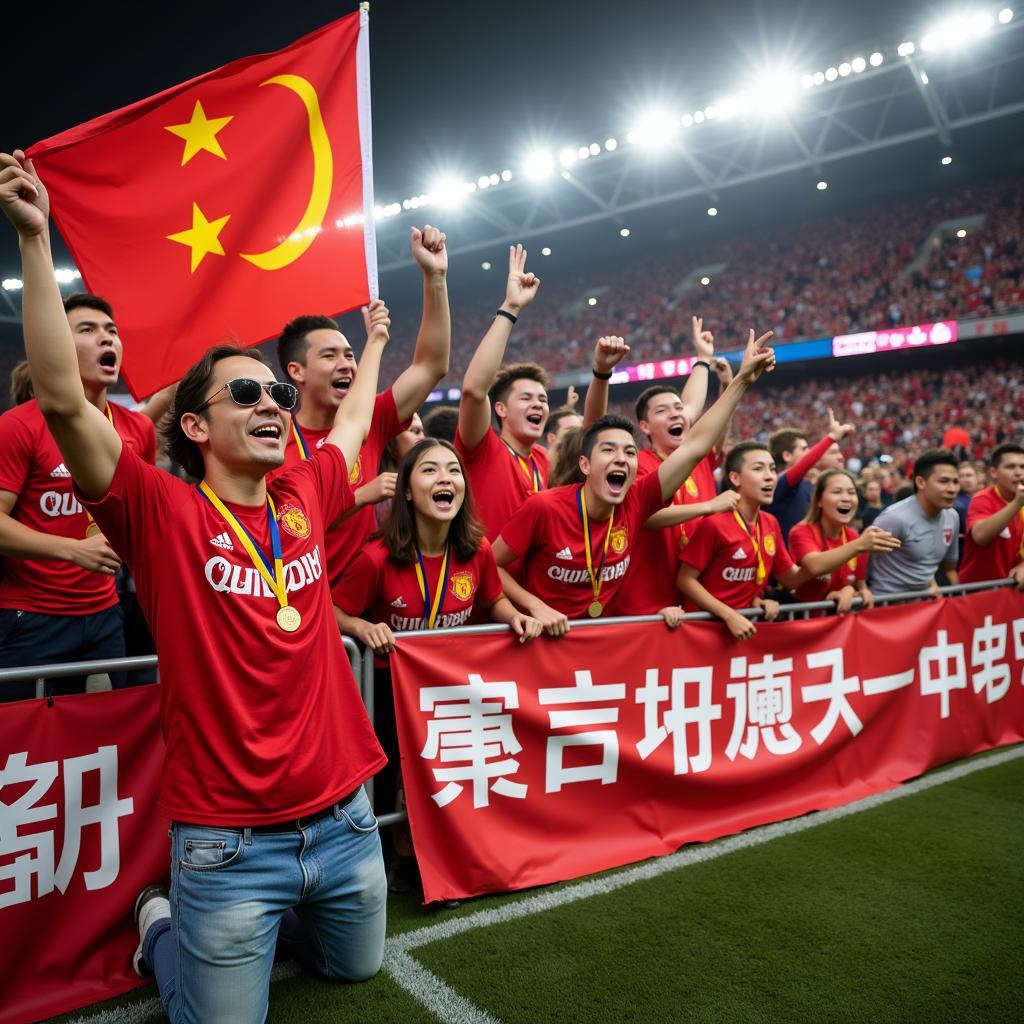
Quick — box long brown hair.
[802,468,860,526]
[378,438,485,563]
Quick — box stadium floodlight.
[972,12,995,32]
[704,105,718,120]
[700,276,711,286]
[897,41,915,56]
[825,66,839,81]
[501,169,513,181]
[429,178,466,208]
[2,278,23,291]
[870,51,884,66]
[800,73,815,88]
[464,181,477,193]
[630,109,678,148]
[619,228,631,237]
[920,70,930,84]
[577,145,590,160]
[402,199,412,210]
[588,296,598,306]
[851,56,866,73]
[750,71,798,113]
[605,137,618,151]
[589,143,601,156]
[999,8,1013,24]
[522,150,554,180]
[54,268,81,284]
[838,62,852,77]
[559,146,577,168]
[681,114,694,128]
[707,207,718,216]
[816,180,828,190]
[956,228,967,238]
[541,247,552,256]
[489,173,500,185]
[481,261,492,270]
[941,155,953,165]
[477,175,491,189]
[693,110,705,124]
[813,71,826,85]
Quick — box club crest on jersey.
[348,456,363,486]
[609,527,628,554]
[763,534,776,556]
[943,526,953,545]
[277,503,311,539]
[684,477,699,497]
[449,571,475,602]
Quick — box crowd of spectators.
[378,176,1023,382]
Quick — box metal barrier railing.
[1,578,1015,830]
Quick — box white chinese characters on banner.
[0,745,133,910]
[919,629,968,719]
[635,667,721,774]
[538,670,626,792]
[420,674,528,808]
[971,615,1011,704]
[726,654,802,760]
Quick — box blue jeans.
[144,787,387,1024]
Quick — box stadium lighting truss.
[1,10,1022,319]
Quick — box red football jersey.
[679,509,796,611]
[616,449,718,615]
[498,472,667,619]
[333,538,503,634]
[788,522,867,604]
[269,388,408,585]
[960,486,1024,583]
[455,427,550,541]
[0,399,155,615]
[81,443,385,826]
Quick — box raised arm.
[391,226,451,422]
[326,300,390,467]
[658,330,775,501]
[582,336,630,427]
[458,244,540,449]
[797,526,900,577]
[0,152,120,499]
[970,483,1024,546]
[679,316,714,425]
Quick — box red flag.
[27,10,376,399]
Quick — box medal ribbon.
[733,509,767,585]
[816,523,857,573]
[654,448,691,545]
[413,545,451,629]
[578,487,616,605]
[291,421,312,461]
[501,438,542,492]
[197,483,290,615]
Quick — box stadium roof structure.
[367,12,1024,273]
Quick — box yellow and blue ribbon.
[501,438,542,492]
[578,487,615,605]
[413,544,451,629]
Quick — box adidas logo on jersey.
[209,532,234,551]
[732,547,746,560]
[50,463,71,478]
[1000,526,1012,539]
[555,547,573,560]
[391,596,407,608]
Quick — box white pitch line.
[381,744,1024,1024]
[63,744,1023,1024]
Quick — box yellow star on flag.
[167,202,231,273]
[164,101,234,165]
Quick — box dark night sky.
[2,0,962,279]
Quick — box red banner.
[27,11,375,399]
[0,688,166,1024]
[391,589,1024,903]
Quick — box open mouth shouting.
[524,411,545,432]
[431,489,456,512]
[331,374,352,399]
[667,422,685,439]
[834,503,854,520]
[98,351,119,376]
[760,483,776,501]
[606,470,629,498]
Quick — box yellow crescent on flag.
[240,74,334,271]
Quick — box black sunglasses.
[195,378,299,414]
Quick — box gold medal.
[85,522,102,538]
[276,606,302,632]
[588,600,603,618]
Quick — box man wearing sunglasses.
[1,149,393,1021]
[0,288,158,701]
[275,225,450,585]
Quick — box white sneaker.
[132,884,170,977]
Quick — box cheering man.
[493,330,777,629]
[1,149,391,1022]
[0,291,155,700]
[959,443,1024,588]
[274,225,450,583]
